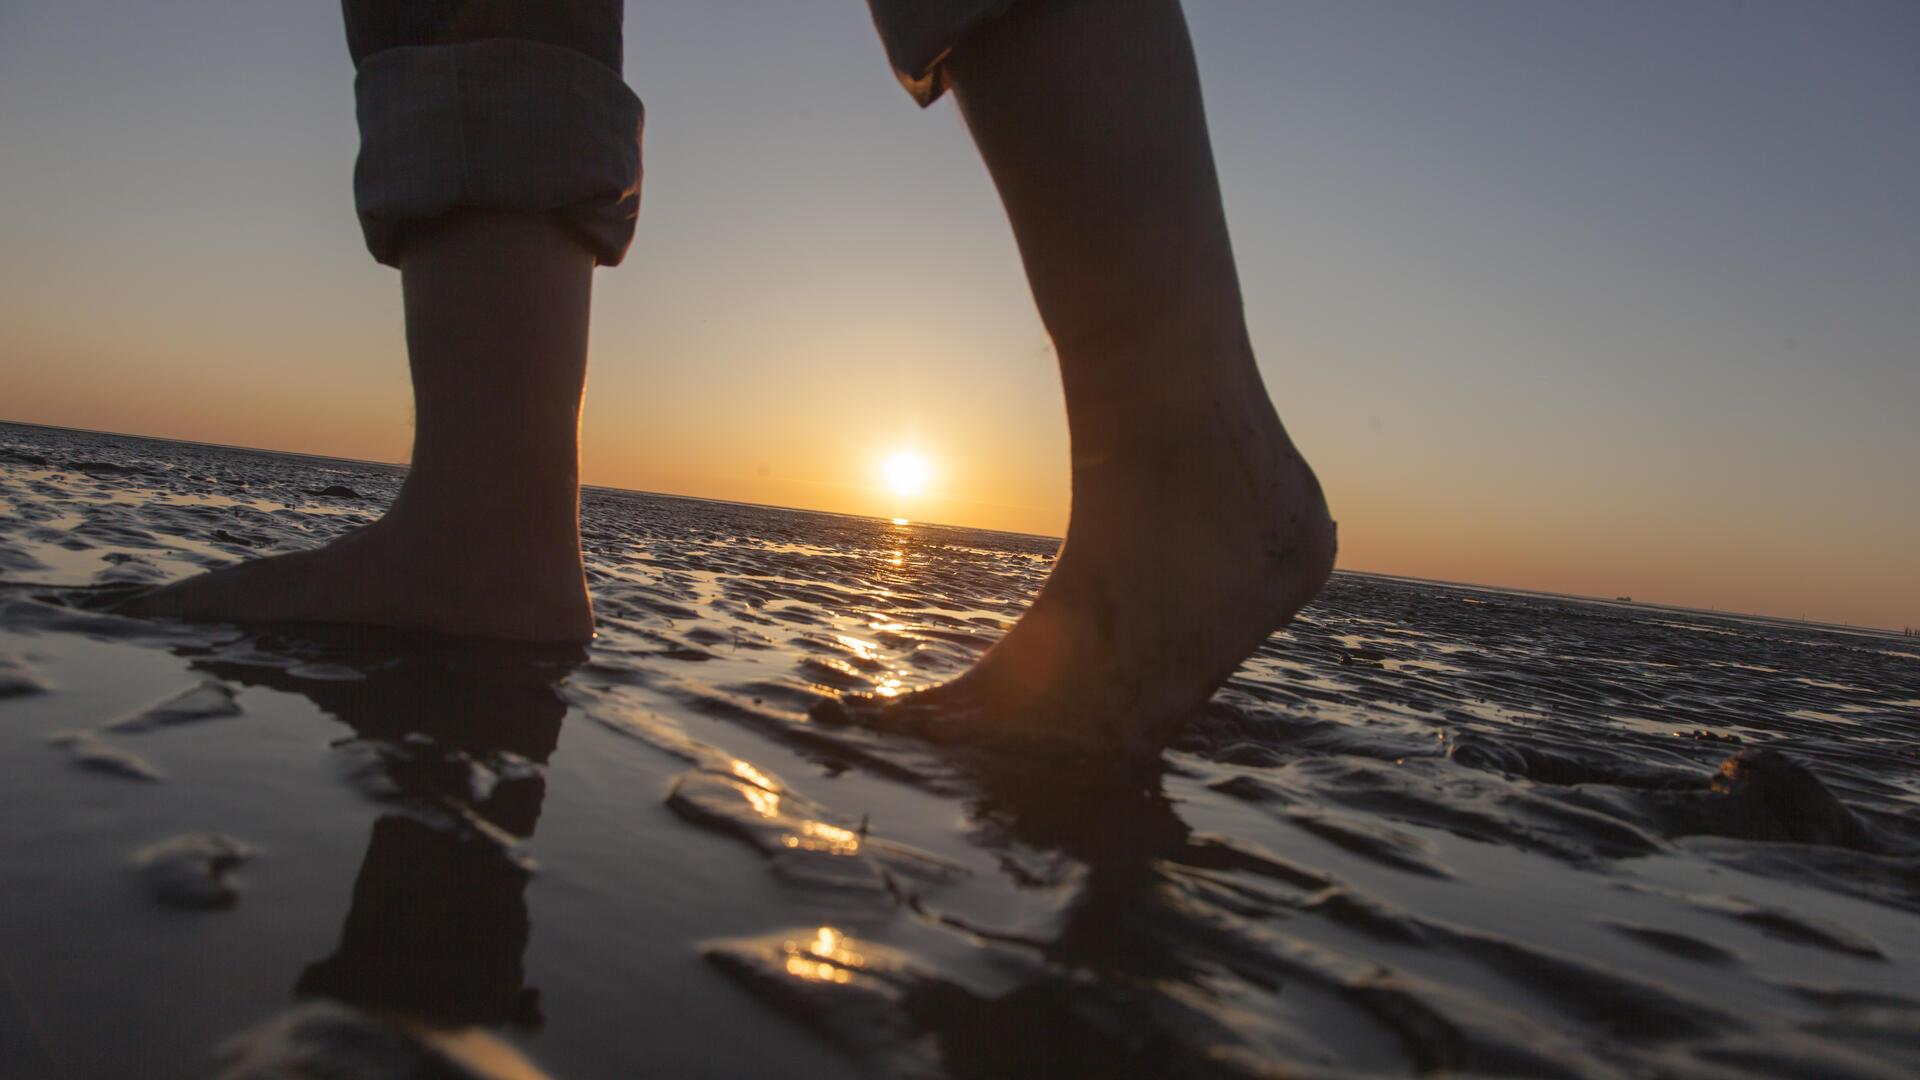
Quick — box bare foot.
[815,378,1335,758]
[121,210,597,644]
[119,495,593,643]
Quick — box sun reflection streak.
[743,786,780,818]
[779,926,866,984]
[784,955,852,983]
[731,759,775,790]
[730,760,781,818]
[779,820,861,855]
[833,634,879,661]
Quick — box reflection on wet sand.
[193,638,577,1058]
[299,815,542,1029]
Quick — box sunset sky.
[2,2,1915,629]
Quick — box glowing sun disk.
[882,451,930,496]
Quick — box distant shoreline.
[4,417,1909,639]
[1341,568,1910,644]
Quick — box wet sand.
[2,420,1918,1078]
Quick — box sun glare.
[881,451,930,496]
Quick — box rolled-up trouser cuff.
[869,0,1018,106]
[353,38,643,267]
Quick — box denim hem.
[353,39,644,267]
[869,0,1019,106]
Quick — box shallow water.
[2,421,1918,1079]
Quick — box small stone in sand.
[104,678,241,733]
[306,484,362,498]
[0,654,50,698]
[136,832,257,909]
[47,729,164,781]
[217,1002,547,1080]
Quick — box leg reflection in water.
[192,636,578,1033]
[298,814,545,1029]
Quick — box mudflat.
[2,421,1917,1078]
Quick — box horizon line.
[1,417,1909,638]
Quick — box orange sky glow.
[2,2,1916,631]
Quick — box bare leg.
[125,210,596,642]
[825,0,1335,753]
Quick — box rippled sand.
[2,421,1917,1079]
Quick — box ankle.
[394,465,577,517]
[1046,284,1250,367]
[1066,383,1290,478]
[378,491,583,566]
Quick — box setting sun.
[881,451,930,496]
